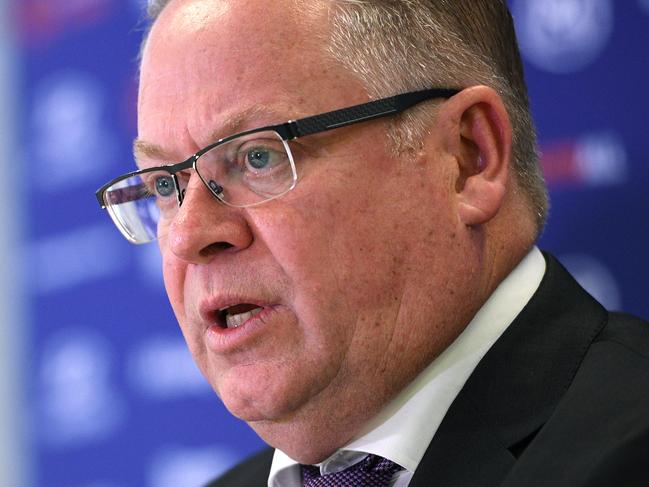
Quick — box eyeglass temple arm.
[285,87,459,139]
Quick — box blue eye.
[155,176,175,197]
[246,149,271,170]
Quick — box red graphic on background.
[540,140,582,186]
[15,0,113,47]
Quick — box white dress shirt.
[268,247,546,486]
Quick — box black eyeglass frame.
[95,87,460,210]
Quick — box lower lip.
[205,305,283,352]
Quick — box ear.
[437,86,512,226]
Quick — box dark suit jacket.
[206,253,649,486]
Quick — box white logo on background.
[560,254,622,310]
[128,337,210,399]
[512,0,613,73]
[38,329,125,446]
[28,225,127,294]
[31,71,116,190]
[574,133,627,185]
[148,446,239,487]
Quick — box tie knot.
[301,454,401,487]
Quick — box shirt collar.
[268,247,546,486]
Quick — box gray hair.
[143,0,549,231]
[146,0,169,18]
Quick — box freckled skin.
[139,0,510,464]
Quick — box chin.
[219,394,271,423]
[211,363,315,423]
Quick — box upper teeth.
[225,307,263,328]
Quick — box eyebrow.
[133,139,171,164]
[132,104,297,166]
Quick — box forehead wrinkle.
[204,103,300,143]
[131,110,252,165]
[134,101,306,167]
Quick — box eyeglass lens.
[102,130,296,243]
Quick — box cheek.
[282,185,404,308]
[161,250,216,380]
[254,186,402,357]
[161,248,189,325]
[252,204,358,351]
[268,156,457,350]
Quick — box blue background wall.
[9,0,649,486]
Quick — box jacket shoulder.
[503,310,649,486]
[203,448,274,487]
[595,311,649,358]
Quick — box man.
[96,0,649,485]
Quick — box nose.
[164,175,253,264]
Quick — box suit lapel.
[410,253,608,487]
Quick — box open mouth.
[217,303,264,329]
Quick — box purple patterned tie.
[301,454,401,487]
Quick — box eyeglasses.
[96,87,459,244]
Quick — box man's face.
[139,0,472,440]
